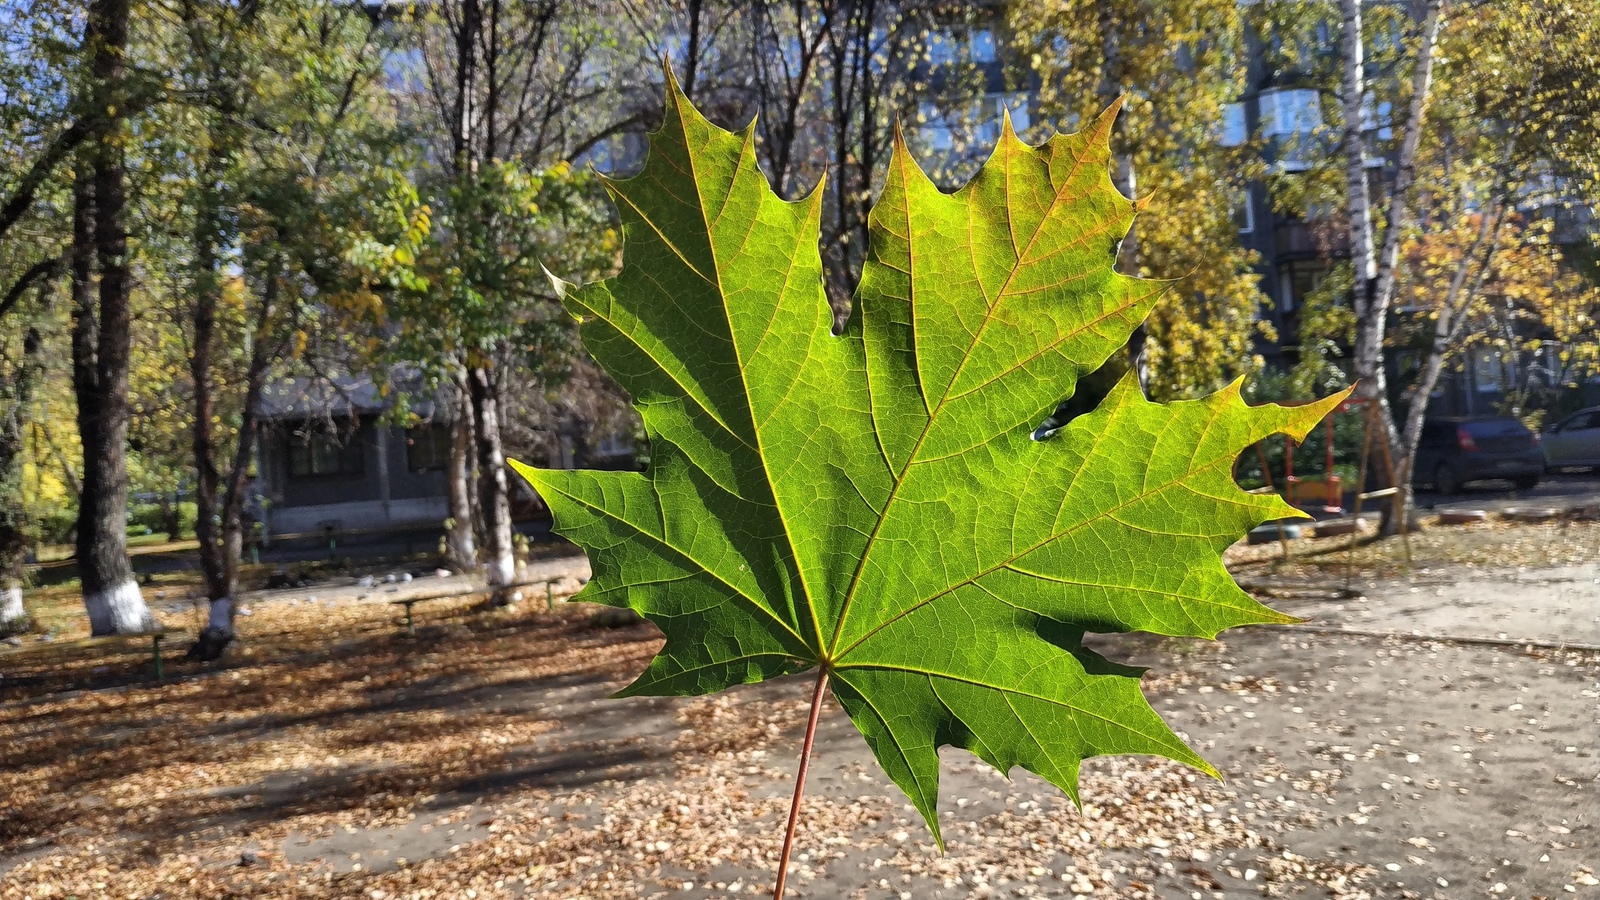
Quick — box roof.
[256,375,443,421]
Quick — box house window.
[1259,88,1322,138]
[1260,88,1324,172]
[1277,269,1297,313]
[1277,261,1331,314]
[1220,102,1247,147]
[927,30,958,66]
[928,25,995,66]
[406,423,451,472]
[288,424,364,477]
[594,434,634,458]
[1006,93,1030,133]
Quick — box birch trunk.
[0,584,24,636]
[1398,200,1506,496]
[1340,0,1383,431]
[1340,0,1446,532]
[191,258,280,661]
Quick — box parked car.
[1414,416,1544,493]
[1542,406,1600,472]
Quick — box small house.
[253,377,454,538]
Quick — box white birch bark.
[0,583,25,634]
[206,596,233,634]
[1341,0,1447,525]
[471,367,516,589]
[1340,0,1379,383]
[83,580,154,635]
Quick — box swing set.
[1246,394,1413,573]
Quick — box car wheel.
[1513,474,1539,490]
[1434,463,1460,495]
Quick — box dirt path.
[2,553,1595,898]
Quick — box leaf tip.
[541,263,575,300]
[507,457,541,490]
[1093,95,1127,137]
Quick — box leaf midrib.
[825,119,1124,659]
[675,101,825,653]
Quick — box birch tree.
[1336,0,1445,527]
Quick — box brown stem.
[772,666,830,900]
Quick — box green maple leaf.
[511,77,1344,846]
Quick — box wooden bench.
[387,579,568,636]
[0,627,187,681]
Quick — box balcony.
[1274,219,1350,259]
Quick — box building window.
[1277,269,1297,313]
[1472,349,1505,393]
[593,433,634,458]
[1361,94,1393,140]
[1005,93,1030,134]
[406,423,451,472]
[1260,88,1324,172]
[1259,88,1322,138]
[288,424,364,477]
[1232,188,1255,233]
[917,100,955,152]
[927,25,995,66]
[1220,102,1247,147]
[970,28,996,63]
[1277,261,1332,314]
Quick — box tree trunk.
[469,363,515,589]
[1398,198,1506,507]
[682,0,703,101]
[0,583,23,636]
[1,327,44,637]
[158,491,183,541]
[73,0,153,635]
[190,168,228,609]
[191,257,281,661]
[446,375,478,571]
[1339,0,1393,436]
[1342,0,1446,534]
[451,0,479,175]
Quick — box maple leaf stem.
[772,665,830,900]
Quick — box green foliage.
[127,501,197,540]
[1287,262,1357,401]
[344,160,618,387]
[512,81,1344,843]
